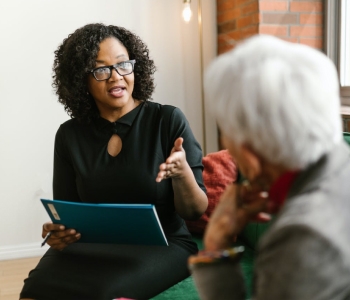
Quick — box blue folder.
[40,199,168,246]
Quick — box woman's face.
[87,37,135,120]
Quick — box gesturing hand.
[42,222,81,251]
[156,137,189,182]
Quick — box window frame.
[325,0,350,106]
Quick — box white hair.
[205,35,342,169]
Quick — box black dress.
[20,102,206,300]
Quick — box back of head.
[205,35,342,169]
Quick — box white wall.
[0,0,217,260]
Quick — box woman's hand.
[156,137,188,182]
[204,182,270,251]
[42,222,81,251]
[156,137,208,220]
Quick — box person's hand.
[42,222,81,251]
[204,182,270,251]
[156,137,189,182]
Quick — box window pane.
[340,0,350,87]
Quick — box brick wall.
[216,0,349,134]
[260,0,323,49]
[217,0,324,55]
[217,0,260,54]
[216,0,330,146]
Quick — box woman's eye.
[119,62,133,70]
[96,68,109,74]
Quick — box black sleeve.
[167,107,206,193]
[53,125,80,202]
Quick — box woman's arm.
[156,107,208,220]
[156,137,208,220]
[53,125,80,202]
[42,125,81,250]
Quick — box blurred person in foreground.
[190,35,350,299]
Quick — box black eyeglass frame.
[90,59,136,81]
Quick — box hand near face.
[204,182,270,251]
[42,222,81,251]
[156,137,188,182]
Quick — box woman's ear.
[238,145,262,181]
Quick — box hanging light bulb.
[182,0,192,23]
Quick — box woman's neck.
[99,99,140,122]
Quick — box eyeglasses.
[90,60,136,81]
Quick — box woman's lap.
[20,239,195,300]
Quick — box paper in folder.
[40,199,168,246]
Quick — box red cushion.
[186,150,237,234]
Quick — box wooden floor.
[0,257,40,300]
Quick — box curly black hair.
[52,23,156,123]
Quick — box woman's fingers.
[43,222,64,231]
[42,222,65,238]
[156,162,181,182]
[42,223,81,250]
[253,212,272,222]
[156,164,167,182]
[50,230,81,250]
[204,183,271,251]
[173,137,183,151]
[156,137,187,183]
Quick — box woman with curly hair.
[20,23,208,300]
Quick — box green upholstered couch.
[151,133,350,300]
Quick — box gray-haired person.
[191,35,350,300]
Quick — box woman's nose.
[109,68,123,81]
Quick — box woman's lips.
[109,86,125,98]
